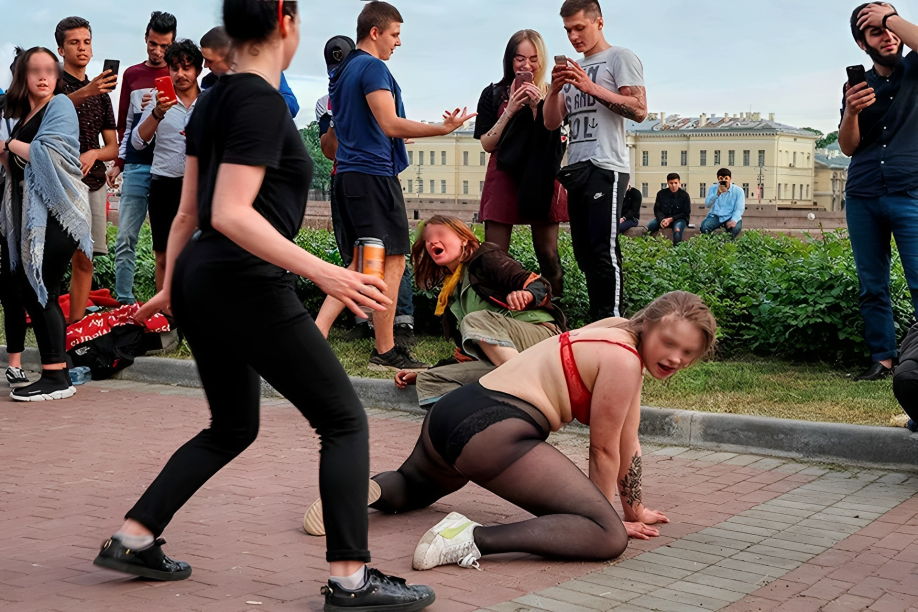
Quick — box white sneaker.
[5,367,29,389]
[413,512,482,571]
[303,479,381,536]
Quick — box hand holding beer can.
[354,238,386,316]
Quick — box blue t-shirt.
[329,50,408,176]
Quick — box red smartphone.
[514,71,534,90]
[154,76,177,104]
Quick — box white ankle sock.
[114,532,155,551]
[330,566,367,590]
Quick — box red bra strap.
[568,338,644,368]
[560,332,592,425]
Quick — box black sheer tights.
[485,221,564,297]
[371,414,628,561]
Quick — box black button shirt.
[842,51,918,198]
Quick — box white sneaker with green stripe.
[413,512,482,571]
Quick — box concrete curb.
[5,348,916,470]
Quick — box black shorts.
[427,382,550,465]
[149,176,183,253]
[335,172,411,257]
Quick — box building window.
[661,151,668,166]
[441,180,447,194]
[778,183,782,199]
[463,151,469,166]
[641,183,649,198]
[408,151,414,165]
[418,180,424,194]
[407,179,413,193]
[742,183,750,197]
[642,151,649,166]
[806,184,810,199]
[430,151,435,165]
[480,152,486,166]
[714,150,721,165]
[792,184,796,199]
[785,183,789,198]
[441,151,447,165]
[700,183,707,198]
[800,184,804,199]
[793,152,797,167]
[728,150,735,166]
[480,181,485,194]
[463,180,469,194]
[758,150,765,166]
[419,151,425,166]
[430,180,435,194]
[743,150,750,166]
[680,150,687,166]
[700,150,707,166]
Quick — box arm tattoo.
[619,453,643,508]
[484,110,511,140]
[596,86,646,121]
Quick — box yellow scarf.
[435,264,465,316]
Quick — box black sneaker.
[5,366,29,389]
[322,568,435,612]
[394,323,417,350]
[369,348,428,373]
[93,536,192,581]
[10,370,75,401]
[346,323,374,342]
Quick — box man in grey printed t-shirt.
[545,0,647,321]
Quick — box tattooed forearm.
[596,99,641,120]
[619,453,643,508]
[595,86,647,121]
[483,110,512,141]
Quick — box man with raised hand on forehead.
[545,0,647,322]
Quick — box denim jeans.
[394,264,415,327]
[115,164,152,303]
[700,214,742,239]
[647,218,688,244]
[846,192,918,361]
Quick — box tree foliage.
[300,122,333,197]
[802,127,839,150]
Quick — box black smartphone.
[847,65,867,88]
[102,59,120,78]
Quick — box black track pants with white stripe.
[567,166,630,321]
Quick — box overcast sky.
[0,0,911,134]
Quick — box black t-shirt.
[9,104,49,229]
[473,83,508,140]
[186,73,313,243]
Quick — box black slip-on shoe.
[93,536,192,581]
[322,568,435,612]
[368,348,428,373]
[10,371,75,401]
[854,362,894,382]
[394,324,417,350]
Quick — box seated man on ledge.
[894,322,918,431]
[648,173,691,245]
[702,168,744,239]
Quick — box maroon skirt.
[479,152,569,225]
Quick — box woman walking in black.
[93,2,435,610]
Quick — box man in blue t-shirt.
[315,1,474,372]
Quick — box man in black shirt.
[840,3,918,381]
[56,16,118,323]
[647,173,691,245]
[618,187,641,234]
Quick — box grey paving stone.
[799,466,830,476]
[733,510,803,526]
[667,580,748,604]
[722,454,764,466]
[628,593,717,612]
[681,532,753,552]
[586,567,676,590]
[604,604,657,612]
[819,506,883,521]
[878,472,910,484]
[753,503,822,519]
[746,544,816,563]
[834,499,900,514]
[642,586,734,610]
[778,492,845,506]
[514,594,592,612]
[684,572,763,595]
[731,550,803,571]
[696,452,739,464]
[554,580,641,603]
[795,482,867,495]
[745,458,787,470]
[667,538,743,558]
[774,462,808,474]
[678,449,719,461]
[770,530,843,549]
[697,564,776,586]
[806,512,874,527]
[698,527,767,544]
[791,520,862,536]
[650,446,689,457]
[622,553,706,575]
[535,587,620,610]
[757,536,829,555]
[719,519,781,536]
[485,603,548,612]
[651,545,725,566]
[715,558,790,580]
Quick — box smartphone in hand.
[554,55,569,66]
[102,59,120,79]
[846,65,867,88]
[514,71,534,90]
[154,76,177,104]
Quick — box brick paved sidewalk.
[1,380,916,612]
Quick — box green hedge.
[93,224,914,361]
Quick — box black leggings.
[126,235,372,563]
[484,221,564,297]
[372,383,629,561]
[1,217,77,363]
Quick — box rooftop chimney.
[660,112,666,127]
[769,113,775,122]
[698,113,708,127]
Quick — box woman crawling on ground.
[395,214,567,407]
[306,291,717,570]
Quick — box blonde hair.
[502,30,550,95]
[619,291,718,359]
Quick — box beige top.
[479,318,642,432]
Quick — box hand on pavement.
[624,521,660,540]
